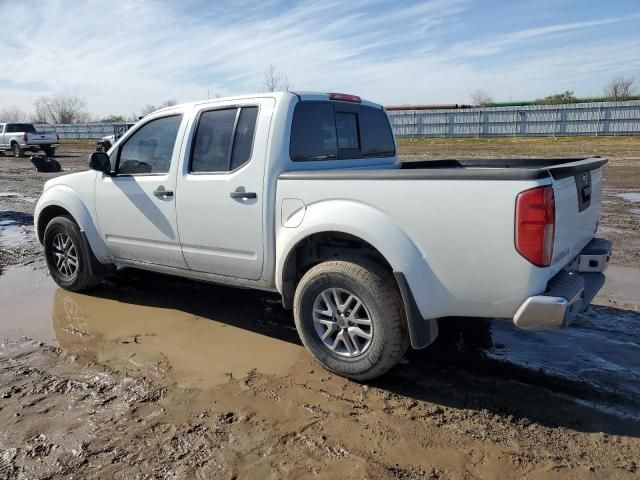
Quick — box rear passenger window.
[191,109,237,172]
[290,102,395,161]
[290,103,338,161]
[231,107,258,170]
[190,106,258,173]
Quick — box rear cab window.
[6,124,36,133]
[290,101,395,161]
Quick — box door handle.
[230,191,257,199]
[153,187,174,198]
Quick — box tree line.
[0,65,290,124]
[470,75,638,107]
[3,68,635,123]
[0,94,181,124]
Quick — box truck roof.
[152,91,383,115]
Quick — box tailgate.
[550,159,605,271]
[27,132,56,144]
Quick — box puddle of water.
[618,192,640,203]
[1,264,639,405]
[0,222,34,248]
[0,192,37,203]
[0,267,303,389]
[487,309,640,406]
[0,266,58,344]
[52,289,304,388]
[0,212,35,248]
[597,225,625,234]
[484,265,640,410]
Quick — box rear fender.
[276,199,453,322]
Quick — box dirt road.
[1,139,639,479]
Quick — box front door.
[95,112,188,269]
[176,98,273,280]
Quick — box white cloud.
[0,0,638,117]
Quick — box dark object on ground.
[31,155,62,173]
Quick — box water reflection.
[51,271,305,388]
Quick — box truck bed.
[277,156,606,321]
[280,156,607,181]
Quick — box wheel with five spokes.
[294,257,409,380]
[44,215,105,291]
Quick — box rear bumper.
[513,238,611,330]
[26,143,59,148]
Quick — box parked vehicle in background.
[34,91,611,380]
[96,122,136,152]
[0,123,59,157]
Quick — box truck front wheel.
[44,215,105,291]
[293,257,409,381]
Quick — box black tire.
[43,146,56,157]
[11,142,24,157]
[293,257,409,381]
[43,215,105,291]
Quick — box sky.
[0,0,639,118]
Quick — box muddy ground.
[1,139,639,479]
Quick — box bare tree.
[140,104,157,116]
[604,76,635,101]
[101,114,126,122]
[470,89,494,107]
[34,94,88,124]
[263,64,290,92]
[160,99,178,108]
[32,97,50,124]
[140,99,179,117]
[0,106,29,122]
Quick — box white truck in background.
[34,91,611,380]
[0,123,59,157]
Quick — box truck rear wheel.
[11,143,24,157]
[43,146,56,157]
[293,257,409,381]
[43,215,105,291]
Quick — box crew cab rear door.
[94,112,189,268]
[175,97,274,280]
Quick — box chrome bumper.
[513,238,611,331]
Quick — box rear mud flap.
[393,272,439,349]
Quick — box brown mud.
[0,264,639,479]
[1,140,640,478]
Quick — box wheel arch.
[36,186,112,263]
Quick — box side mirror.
[89,152,112,174]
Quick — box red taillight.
[328,92,361,103]
[23,133,28,142]
[515,186,555,267]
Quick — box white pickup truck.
[34,92,611,380]
[0,123,59,157]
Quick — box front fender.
[35,184,112,263]
[276,199,453,321]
